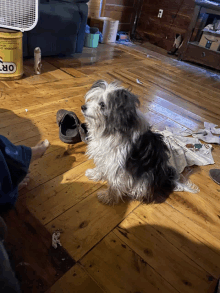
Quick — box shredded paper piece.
[155,121,220,193]
[192,122,220,144]
[136,79,143,85]
[52,231,62,249]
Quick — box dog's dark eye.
[99,102,105,109]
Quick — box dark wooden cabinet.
[183,42,220,69]
[179,0,220,70]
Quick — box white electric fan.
[0,0,38,32]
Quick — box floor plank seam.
[164,201,220,257]
[46,61,86,79]
[133,210,217,279]
[118,43,220,79]
[147,103,207,125]
[138,65,220,96]
[43,183,103,226]
[108,70,209,115]
[76,262,107,293]
[76,202,142,263]
[148,108,198,131]
[21,157,88,196]
[111,229,181,293]
[116,70,219,113]
[0,95,86,118]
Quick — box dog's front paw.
[85,169,102,181]
[85,169,95,180]
[97,189,118,205]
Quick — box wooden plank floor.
[1,43,220,293]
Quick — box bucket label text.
[0,62,16,74]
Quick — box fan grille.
[0,0,38,32]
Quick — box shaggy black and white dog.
[81,80,178,205]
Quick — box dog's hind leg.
[97,187,121,205]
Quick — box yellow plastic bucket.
[0,28,23,80]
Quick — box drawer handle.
[202,52,206,57]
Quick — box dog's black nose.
[81,105,87,112]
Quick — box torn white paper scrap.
[52,231,62,249]
[154,126,216,194]
[136,79,143,84]
[204,122,220,135]
[192,129,220,144]
[157,128,215,174]
[165,126,192,137]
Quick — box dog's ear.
[85,80,108,102]
[90,80,107,90]
[105,89,140,134]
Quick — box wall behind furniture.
[102,0,138,31]
[136,0,195,51]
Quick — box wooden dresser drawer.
[183,42,220,70]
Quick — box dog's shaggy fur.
[81,80,178,205]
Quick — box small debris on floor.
[52,230,63,249]
[156,123,218,193]
[25,109,28,112]
[136,79,143,84]
[194,143,203,150]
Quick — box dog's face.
[81,80,140,135]
[81,80,109,122]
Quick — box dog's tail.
[125,129,177,199]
